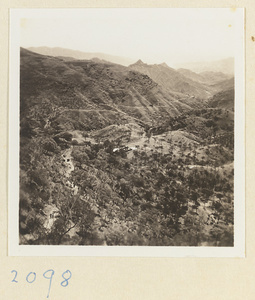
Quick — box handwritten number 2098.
[11,269,72,298]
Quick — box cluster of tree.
[21,131,233,246]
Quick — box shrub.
[42,138,59,153]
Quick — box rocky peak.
[129,59,146,67]
[136,59,144,64]
[159,62,169,68]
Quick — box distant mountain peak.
[129,59,147,68]
[159,62,169,68]
[134,59,146,65]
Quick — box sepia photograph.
[9,8,245,255]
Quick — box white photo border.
[8,8,245,257]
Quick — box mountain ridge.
[20,47,205,131]
[28,46,136,66]
[129,60,214,99]
[174,57,234,75]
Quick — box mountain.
[20,48,205,131]
[199,71,233,84]
[177,69,232,85]
[19,48,234,247]
[210,78,235,93]
[177,68,207,83]
[174,57,234,76]
[28,46,135,66]
[129,60,214,99]
[208,88,234,111]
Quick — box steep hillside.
[129,60,213,99]
[210,78,235,94]
[208,89,234,111]
[21,48,205,130]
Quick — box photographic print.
[9,8,245,256]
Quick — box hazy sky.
[20,8,240,66]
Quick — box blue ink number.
[11,270,18,283]
[11,269,71,298]
[61,270,72,287]
[43,269,55,298]
[26,272,36,284]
